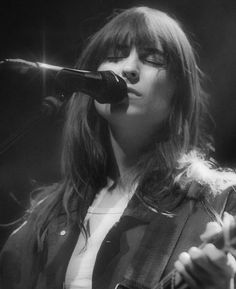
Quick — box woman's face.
[95,45,176,131]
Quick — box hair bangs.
[99,10,159,59]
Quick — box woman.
[1,6,236,289]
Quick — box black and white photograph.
[1,1,236,288]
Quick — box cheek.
[143,76,175,125]
[146,73,174,110]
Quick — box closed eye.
[142,54,167,68]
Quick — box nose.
[121,49,140,84]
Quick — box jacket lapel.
[118,189,231,289]
[93,194,192,289]
[120,197,192,289]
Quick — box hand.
[174,244,236,289]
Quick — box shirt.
[65,181,136,289]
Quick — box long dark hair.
[31,7,210,248]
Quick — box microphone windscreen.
[96,71,127,103]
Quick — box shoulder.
[0,213,38,287]
[175,150,236,199]
[0,183,62,255]
[0,183,65,287]
[173,150,236,219]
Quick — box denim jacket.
[0,186,235,289]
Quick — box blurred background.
[0,0,236,247]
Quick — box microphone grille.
[99,71,127,104]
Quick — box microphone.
[0,59,127,104]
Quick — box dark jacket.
[0,187,235,289]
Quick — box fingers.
[175,247,211,289]
[174,252,199,289]
[201,243,233,276]
[227,252,236,274]
[200,221,221,242]
[175,245,235,289]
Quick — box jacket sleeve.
[0,214,43,289]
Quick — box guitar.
[155,215,236,289]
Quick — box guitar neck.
[154,269,188,289]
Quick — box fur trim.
[175,150,236,196]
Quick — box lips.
[127,86,142,97]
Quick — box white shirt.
[65,181,136,289]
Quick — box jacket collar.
[92,191,193,289]
[122,193,160,223]
[120,196,193,289]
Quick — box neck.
[109,121,156,187]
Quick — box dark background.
[0,0,236,247]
